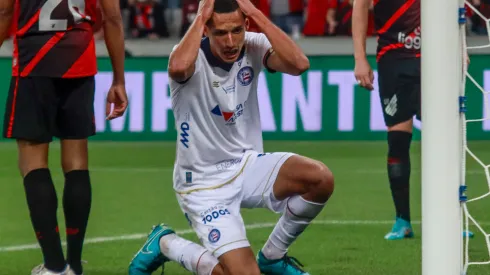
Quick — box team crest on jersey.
[237,66,254,86]
[211,103,244,125]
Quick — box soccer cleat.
[257,250,310,275]
[384,217,414,240]
[31,264,70,275]
[463,230,475,238]
[128,223,175,275]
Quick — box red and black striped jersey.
[12,0,98,78]
[373,0,420,62]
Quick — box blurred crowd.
[5,0,490,40]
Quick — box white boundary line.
[0,167,485,175]
[2,219,490,253]
[0,219,408,253]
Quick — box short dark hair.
[212,0,240,13]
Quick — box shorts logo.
[211,103,244,125]
[384,95,398,117]
[208,229,221,243]
[186,172,192,183]
[202,208,231,224]
[237,66,254,86]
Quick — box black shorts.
[377,57,421,127]
[3,76,96,143]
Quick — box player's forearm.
[103,14,126,85]
[168,14,206,82]
[352,0,370,61]
[0,0,14,47]
[250,11,309,74]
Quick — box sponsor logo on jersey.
[180,122,190,148]
[211,103,244,125]
[398,26,421,50]
[222,84,236,94]
[237,66,254,86]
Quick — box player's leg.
[238,152,332,274]
[130,181,261,275]
[257,154,333,274]
[56,77,96,275]
[378,57,417,240]
[3,76,68,273]
[129,223,224,275]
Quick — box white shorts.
[176,151,295,258]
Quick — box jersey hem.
[173,154,252,195]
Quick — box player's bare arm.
[0,0,14,47]
[99,0,129,120]
[352,0,374,90]
[236,0,309,76]
[168,0,215,83]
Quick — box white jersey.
[169,32,274,194]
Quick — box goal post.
[421,0,463,273]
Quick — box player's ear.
[203,25,209,37]
[245,17,250,31]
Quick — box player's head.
[204,0,249,64]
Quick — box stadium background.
[1,0,490,274]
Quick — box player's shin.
[160,234,219,275]
[262,195,325,260]
[63,170,92,275]
[387,131,412,222]
[24,168,67,272]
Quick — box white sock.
[262,195,325,260]
[160,234,219,275]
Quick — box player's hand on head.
[236,0,259,17]
[354,58,374,91]
[198,0,215,22]
[106,84,129,120]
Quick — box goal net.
[460,1,490,274]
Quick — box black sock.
[387,131,412,222]
[63,170,92,275]
[23,168,66,272]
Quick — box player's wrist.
[248,9,265,25]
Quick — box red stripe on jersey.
[20,32,66,77]
[376,43,404,62]
[373,0,379,5]
[16,10,40,36]
[377,0,416,34]
[62,37,97,78]
[6,77,20,138]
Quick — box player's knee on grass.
[218,248,261,275]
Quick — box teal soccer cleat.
[384,217,414,240]
[257,250,310,275]
[128,224,175,275]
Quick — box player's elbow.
[291,55,310,76]
[168,61,192,82]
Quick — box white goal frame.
[421,0,464,273]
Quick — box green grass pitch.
[1,141,490,274]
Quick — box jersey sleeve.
[168,44,203,88]
[245,32,276,73]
